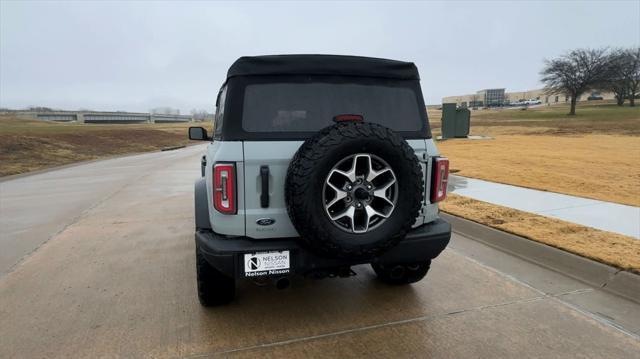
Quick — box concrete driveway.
[0,145,638,358]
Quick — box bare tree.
[151,107,180,115]
[469,94,479,109]
[540,48,611,115]
[611,83,628,106]
[605,49,629,106]
[190,109,210,121]
[621,48,640,106]
[602,48,640,107]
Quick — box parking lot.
[1,145,638,358]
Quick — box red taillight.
[431,157,449,203]
[333,114,363,122]
[213,163,236,214]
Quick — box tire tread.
[285,122,424,259]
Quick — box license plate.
[244,251,290,277]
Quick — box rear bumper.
[195,218,451,279]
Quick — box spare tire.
[285,121,424,259]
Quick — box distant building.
[477,88,505,107]
[10,110,193,123]
[443,88,615,107]
[443,88,505,108]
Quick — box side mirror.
[188,127,210,141]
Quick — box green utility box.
[441,103,470,139]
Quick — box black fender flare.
[194,178,211,230]
[200,155,206,177]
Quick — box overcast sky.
[1,1,639,112]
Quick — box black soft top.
[227,55,420,80]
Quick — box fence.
[23,111,194,123]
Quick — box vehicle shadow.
[189,264,431,353]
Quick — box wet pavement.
[448,175,640,239]
[0,146,638,358]
[0,144,209,276]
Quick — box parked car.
[188,55,452,306]
[525,99,542,105]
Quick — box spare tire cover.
[285,121,424,259]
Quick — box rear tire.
[196,245,235,306]
[285,122,423,259]
[372,260,431,285]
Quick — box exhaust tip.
[275,277,290,290]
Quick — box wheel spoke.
[353,215,368,233]
[330,206,355,229]
[373,178,397,207]
[331,168,356,183]
[365,204,388,219]
[352,205,378,234]
[353,205,389,233]
[374,195,395,208]
[354,154,371,179]
[326,182,348,208]
[323,153,398,234]
[366,167,392,182]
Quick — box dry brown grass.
[0,115,202,177]
[438,134,640,206]
[431,102,640,206]
[441,193,640,272]
[429,102,640,137]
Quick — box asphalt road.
[1,145,638,358]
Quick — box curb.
[161,145,187,151]
[441,213,640,304]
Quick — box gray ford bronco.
[188,55,451,306]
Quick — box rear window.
[242,82,423,132]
